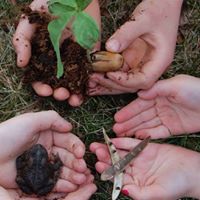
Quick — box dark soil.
[22,8,91,96]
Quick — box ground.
[0,0,200,200]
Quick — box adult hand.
[0,184,97,200]
[90,138,200,200]
[0,111,91,195]
[13,0,101,107]
[89,0,183,95]
[113,75,200,139]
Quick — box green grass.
[0,0,200,200]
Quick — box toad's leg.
[16,176,33,195]
[36,179,55,196]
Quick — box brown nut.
[90,51,124,72]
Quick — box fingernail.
[106,38,121,52]
[121,189,129,196]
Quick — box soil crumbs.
[22,8,91,96]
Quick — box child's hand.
[90,138,200,200]
[89,0,183,96]
[0,184,97,200]
[113,75,200,139]
[0,111,92,195]
[13,0,101,107]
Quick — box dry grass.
[0,0,200,199]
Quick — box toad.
[15,144,63,196]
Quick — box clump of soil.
[22,8,91,96]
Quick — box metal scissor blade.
[101,136,150,181]
[102,128,123,200]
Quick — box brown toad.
[15,144,63,196]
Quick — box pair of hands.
[91,74,200,200]
[0,111,96,200]
[13,0,183,106]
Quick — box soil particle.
[22,8,91,96]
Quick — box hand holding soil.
[0,111,95,199]
[89,0,183,96]
[13,0,101,107]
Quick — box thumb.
[0,187,12,200]
[123,184,165,200]
[138,78,178,100]
[13,15,36,67]
[64,184,97,200]
[105,16,148,53]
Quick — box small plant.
[47,0,100,78]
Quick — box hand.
[13,0,101,107]
[0,111,92,195]
[113,74,200,139]
[89,0,183,95]
[90,138,200,200]
[0,183,97,200]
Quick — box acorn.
[90,51,124,72]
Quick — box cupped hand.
[89,0,183,95]
[0,183,97,200]
[113,75,200,139]
[13,0,101,107]
[0,111,91,195]
[90,138,200,200]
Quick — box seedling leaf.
[72,12,99,50]
[75,0,92,10]
[47,0,100,78]
[48,3,75,78]
[48,0,77,8]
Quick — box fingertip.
[89,142,98,152]
[53,87,70,101]
[73,159,87,173]
[74,145,85,158]
[106,38,121,52]
[68,94,83,107]
[114,112,122,123]
[32,82,53,96]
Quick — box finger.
[138,78,178,100]
[110,138,148,152]
[106,10,148,52]
[13,15,36,67]
[0,187,12,200]
[95,162,134,185]
[53,87,70,101]
[113,107,157,135]
[52,147,87,172]
[32,82,53,96]
[64,184,97,200]
[91,145,128,164]
[123,184,166,200]
[88,85,126,96]
[114,98,155,123]
[117,117,161,137]
[135,126,171,139]
[90,142,107,153]
[61,167,87,185]
[89,74,134,92]
[68,94,83,107]
[54,179,77,193]
[53,133,85,158]
[0,111,72,138]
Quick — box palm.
[91,139,195,200]
[152,96,200,136]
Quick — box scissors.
[102,128,150,200]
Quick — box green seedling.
[47,0,100,78]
